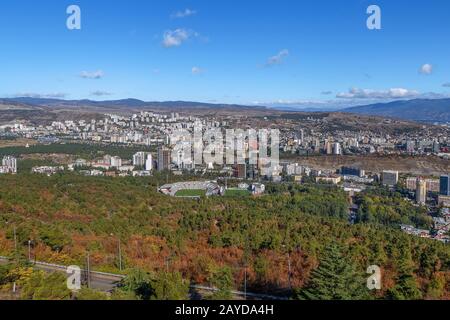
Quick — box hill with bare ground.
[289,155,450,176]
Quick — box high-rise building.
[406,177,416,190]
[133,152,146,167]
[247,164,258,180]
[382,170,399,187]
[145,154,153,171]
[325,139,333,155]
[433,141,440,153]
[103,155,112,166]
[110,156,122,168]
[341,166,365,177]
[426,179,440,193]
[333,142,342,155]
[299,129,304,143]
[234,163,247,179]
[157,146,170,171]
[440,175,450,196]
[1,156,17,174]
[406,140,415,153]
[406,177,440,193]
[416,178,427,204]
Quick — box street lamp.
[282,244,292,291]
[13,225,17,251]
[244,264,247,300]
[110,233,122,271]
[28,240,32,261]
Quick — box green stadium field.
[224,189,251,197]
[175,189,206,197]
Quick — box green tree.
[386,243,422,300]
[208,266,234,300]
[419,245,440,278]
[425,273,446,299]
[117,269,189,300]
[118,268,154,300]
[152,271,189,300]
[75,287,110,300]
[0,264,13,285]
[21,271,71,300]
[39,226,71,252]
[297,244,369,300]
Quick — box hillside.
[286,154,450,176]
[0,173,448,299]
[1,97,268,112]
[343,98,450,122]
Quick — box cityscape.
[0,0,449,310]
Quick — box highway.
[0,256,124,292]
[0,256,287,300]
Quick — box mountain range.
[342,98,450,123]
[1,97,449,123]
[0,97,264,111]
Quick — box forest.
[0,173,448,300]
[0,142,153,160]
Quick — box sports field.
[175,189,206,197]
[224,189,251,197]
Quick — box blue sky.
[0,0,449,109]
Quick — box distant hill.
[342,98,450,122]
[3,97,449,123]
[1,97,267,111]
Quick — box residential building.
[316,175,342,185]
[157,146,170,171]
[234,163,247,179]
[440,175,450,196]
[1,156,17,174]
[145,154,153,171]
[416,178,427,204]
[382,170,399,187]
[341,166,365,177]
[110,156,122,168]
[133,152,146,167]
[333,142,342,155]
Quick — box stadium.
[159,181,223,197]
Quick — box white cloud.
[171,8,197,19]
[90,90,112,97]
[265,49,289,66]
[191,66,204,75]
[251,99,353,111]
[14,92,67,99]
[80,70,104,79]
[420,92,450,99]
[162,29,197,48]
[321,91,333,95]
[419,64,433,75]
[442,83,450,88]
[336,87,420,99]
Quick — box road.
[0,256,287,300]
[0,256,124,292]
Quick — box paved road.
[0,256,123,292]
[0,256,287,300]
